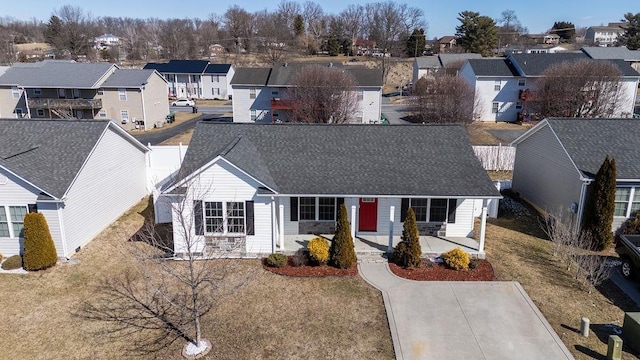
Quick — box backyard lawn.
[0,198,393,359]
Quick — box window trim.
[494,80,501,91]
[295,197,339,222]
[250,109,256,121]
[249,87,256,99]
[98,109,107,117]
[36,109,45,117]
[118,88,127,101]
[518,79,526,87]
[403,198,456,224]
[492,102,499,114]
[0,205,28,238]
[615,186,640,218]
[11,86,19,99]
[15,108,23,118]
[203,201,246,235]
[120,109,129,122]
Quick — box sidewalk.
[358,262,574,360]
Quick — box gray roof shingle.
[545,118,640,179]
[438,53,483,67]
[0,61,114,88]
[171,123,500,197]
[0,119,145,199]
[582,46,640,61]
[230,64,383,87]
[415,56,441,69]
[101,69,156,88]
[467,58,520,76]
[510,53,640,77]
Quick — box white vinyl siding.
[172,160,272,254]
[444,199,475,237]
[60,127,148,255]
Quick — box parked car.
[171,99,195,107]
[616,235,640,279]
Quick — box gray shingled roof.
[230,64,383,87]
[582,46,640,61]
[101,69,156,88]
[170,123,500,197]
[466,59,520,76]
[509,53,640,77]
[0,61,114,88]
[545,118,640,179]
[415,56,441,69]
[230,68,272,85]
[0,119,147,199]
[438,53,482,67]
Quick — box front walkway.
[282,234,483,258]
[358,262,574,360]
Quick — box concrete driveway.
[359,263,573,360]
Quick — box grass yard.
[0,198,393,359]
[485,208,640,359]
[161,128,194,145]
[466,122,534,145]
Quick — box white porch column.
[388,205,395,252]
[350,204,357,239]
[479,206,487,253]
[279,203,285,250]
[271,197,277,253]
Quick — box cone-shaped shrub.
[393,207,422,268]
[582,156,616,250]
[23,213,58,271]
[329,204,356,269]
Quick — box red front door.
[359,198,378,232]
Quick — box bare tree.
[80,181,256,357]
[409,75,477,124]
[223,5,256,53]
[530,59,628,119]
[543,209,612,293]
[288,65,359,123]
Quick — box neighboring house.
[411,53,481,84]
[412,56,441,85]
[0,119,149,258]
[230,63,382,124]
[526,33,560,44]
[208,44,226,57]
[460,53,640,122]
[0,60,169,130]
[582,46,640,73]
[144,60,235,100]
[526,45,568,54]
[437,36,457,53]
[354,38,376,56]
[511,118,640,232]
[94,33,120,49]
[157,123,500,256]
[585,24,626,46]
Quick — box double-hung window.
[411,199,428,222]
[299,197,316,221]
[494,80,501,91]
[11,86,19,99]
[615,187,640,217]
[429,199,448,222]
[118,88,127,101]
[318,198,336,221]
[0,208,9,237]
[402,198,457,223]
[0,206,28,238]
[249,88,256,99]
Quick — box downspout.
[140,85,147,130]
[575,179,592,233]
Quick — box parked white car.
[171,99,195,107]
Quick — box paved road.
[610,266,640,307]
[359,262,574,360]
[170,104,232,114]
[133,114,224,145]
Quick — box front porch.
[280,234,485,259]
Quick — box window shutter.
[290,197,298,221]
[447,199,457,224]
[193,201,204,235]
[245,201,255,235]
[337,198,345,211]
[28,204,38,213]
[401,198,409,221]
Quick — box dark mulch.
[262,257,357,277]
[389,259,497,281]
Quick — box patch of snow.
[185,340,210,356]
[606,259,622,267]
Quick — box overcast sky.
[2,0,636,38]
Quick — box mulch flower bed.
[262,257,357,277]
[389,259,497,281]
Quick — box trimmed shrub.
[308,237,330,265]
[443,247,470,271]
[291,249,308,267]
[582,156,616,250]
[1,255,23,270]
[22,213,58,271]
[266,253,288,268]
[393,207,422,268]
[329,204,357,269]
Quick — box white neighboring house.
[94,33,120,49]
[412,53,482,85]
[143,60,234,100]
[156,122,501,257]
[230,63,383,123]
[585,24,626,47]
[461,53,640,122]
[0,119,149,258]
